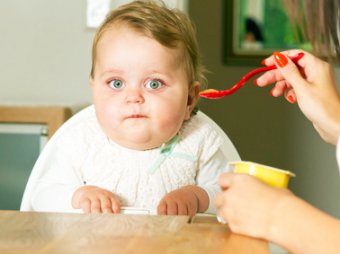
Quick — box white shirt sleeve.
[20,106,95,212]
[28,137,84,212]
[192,111,240,214]
[337,136,340,174]
[196,148,232,214]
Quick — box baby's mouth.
[127,114,146,119]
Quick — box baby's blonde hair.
[90,0,207,89]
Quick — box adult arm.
[256,50,340,145]
[215,173,340,254]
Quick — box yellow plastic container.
[228,161,295,188]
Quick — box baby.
[20,0,240,215]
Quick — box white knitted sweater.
[21,106,240,214]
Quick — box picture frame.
[222,0,308,66]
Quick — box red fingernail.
[287,95,296,104]
[253,79,258,85]
[261,59,266,65]
[269,90,274,96]
[273,52,288,67]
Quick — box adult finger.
[214,191,226,209]
[261,49,307,66]
[273,51,309,95]
[218,173,233,189]
[269,80,288,97]
[284,87,297,104]
[255,68,285,88]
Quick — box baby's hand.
[157,185,204,216]
[72,185,121,213]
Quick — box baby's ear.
[185,82,200,120]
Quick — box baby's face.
[90,25,198,150]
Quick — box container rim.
[228,161,296,177]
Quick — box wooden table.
[0,210,268,254]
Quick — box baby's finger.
[100,197,114,214]
[157,201,167,215]
[110,196,121,214]
[187,204,197,217]
[90,198,102,213]
[165,201,178,215]
[177,203,188,216]
[80,198,91,213]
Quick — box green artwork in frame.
[223,0,310,65]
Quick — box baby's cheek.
[162,111,186,129]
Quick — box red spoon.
[199,52,305,99]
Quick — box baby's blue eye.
[146,80,162,90]
[109,79,124,89]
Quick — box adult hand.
[72,185,121,213]
[215,173,293,239]
[256,50,340,145]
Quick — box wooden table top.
[0,210,269,254]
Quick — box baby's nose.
[125,87,145,103]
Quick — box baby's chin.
[123,142,161,151]
[112,137,166,151]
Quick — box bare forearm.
[269,195,340,254]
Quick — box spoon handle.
[199,52,305,99]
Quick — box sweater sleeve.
[30,145,84,212]
[196,148,232,214]
[20,106,97,212]
[28,129,86,212]
[180,112,240,215]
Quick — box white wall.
[0,0,94,107]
